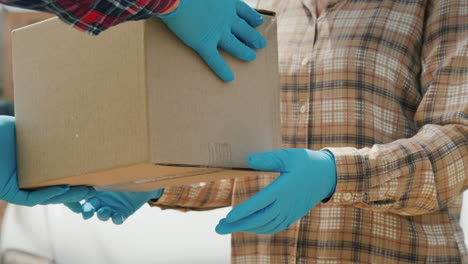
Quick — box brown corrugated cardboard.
[12,12,280,191]
[1,9,54,101]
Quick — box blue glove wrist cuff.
[320,150,337,203]
[150,189,164,201]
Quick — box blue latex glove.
[159,0,266,82]
[216,149,337,235]
[0,116,96,206]
[65,189,163,224]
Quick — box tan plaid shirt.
[151,0,468,263]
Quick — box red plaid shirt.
[0,0,176,35]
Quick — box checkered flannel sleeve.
[325,0,468,216]
[149,179,235,212]
[0,0,176,35]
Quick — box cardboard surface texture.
[12,12,280,191]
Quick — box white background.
[0,204,231,264]
[1,194,467,264]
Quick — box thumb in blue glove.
[216,149,336,235]
[159,0,266,82]
[0,115,96,206]
[65,189,163,225]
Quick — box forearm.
[326,122,467,215]
[0,0,178,35]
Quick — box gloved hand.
[65,189,163,224]
[0,115,96,206]
[216,149,337,235]
[159,0,266,82]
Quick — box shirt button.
[300,104,307,113]
[344,193,352,201]
[301,58,309,66]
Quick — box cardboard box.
[1,8,54,100]
[12,12,281,191]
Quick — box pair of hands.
[66,149,337,235]
[1,116,336,234]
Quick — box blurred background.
[0,6,231,264]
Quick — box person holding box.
[1,0,467,263]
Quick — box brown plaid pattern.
[151,0,468,263]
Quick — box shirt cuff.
[54,0,178,36]
[322,147,370,205]
[157,0,180,15]
[149,189,164,202]
[319,150,337,203]
[147,186,192,211]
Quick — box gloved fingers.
[216,202,279,234]
[64,202,83,213]
[215,218,234,234]
[247,150,290,172]
[84,188,97,199]
[111,213,127,225]
[225,187,278,223]
[82,197,101,219]
[232,18,266,49]
[197,48,235,82]
[18,185,70,207]
[41,186,96,204]
[219,34,256,62]
[97,207,113,221]
[236,0,264,27]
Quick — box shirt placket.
[297,34,314,149]
[295,3,317,150]
[292,1,323,263]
